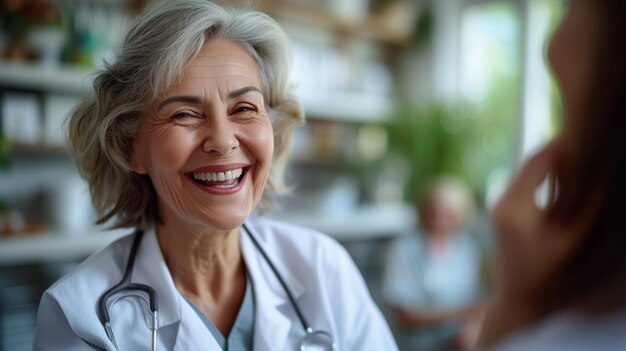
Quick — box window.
[457,0,564,205]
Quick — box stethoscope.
[97,223,336,351]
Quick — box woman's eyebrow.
[157,95,202,111]
[228,86,263,99]
[156,87,263,111]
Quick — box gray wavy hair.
[67,0,304,229]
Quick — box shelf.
[0,204,413,265]
[260,0,411,46]
[0,61,93,95]
[270,203,415,242]
[301,91,392,123]
[0,229,129,266]
[0,60,391,123]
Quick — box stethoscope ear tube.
[98,230,151,323]
[242,224,312,332]
[97,230,159,350]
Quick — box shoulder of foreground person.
[487,307,626,351]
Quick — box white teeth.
[193,168,244,182]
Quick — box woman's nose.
[202,117,239,155]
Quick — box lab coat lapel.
[129,226,308,350]
[240,225,306,351]
[133,229,179,328]
[172,301,223,351]
[133,229,222,350]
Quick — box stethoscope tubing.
[97,223,334,351]
[242,223,312,332]
[242,224,336,350]
[97,230,158,351]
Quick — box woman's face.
[132,39,274,232]
[422,188,464,237]
[547,0,604,144]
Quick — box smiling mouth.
[190,167,247,189]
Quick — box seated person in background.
[382,176,487,351]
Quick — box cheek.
[247,120,274,191]
[548,3,603,113]
[546,29,564,85]
[146,127,197,173]
[546,17,591,140]
[141,126,194,176]
[248,120,274,167]
[547,22,576,102]
[260,123,275,163]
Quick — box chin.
[200,206,252,231]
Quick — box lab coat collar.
[134,229,222,350]
[133,228,181,329]
[131,224,307,350]
[240,222,306,305]
[240,221,307,350]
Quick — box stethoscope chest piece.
[300,328,336,351]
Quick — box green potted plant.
[0,127,10,234]
[0,126,9,170]
[383,101,515,205]
[384,104,470,202]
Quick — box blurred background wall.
[0,0,563,349]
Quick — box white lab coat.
[34,217,398,350]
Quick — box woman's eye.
[172,112,195,119]
[235,105,256,113]
[169,111,203,126]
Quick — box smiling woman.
[32,1,398,350]
[132,39,274,232]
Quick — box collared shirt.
[382,231,483,350]
[182,277,255,351]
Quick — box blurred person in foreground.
[33,1,398,350]
[478,0,626,349]
[382,177,488,351]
